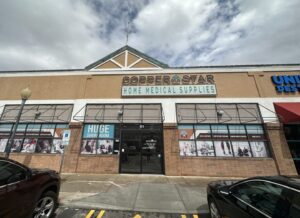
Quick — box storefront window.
[81,124,117,155]
[0,123,68,154]
[177,124,270,158]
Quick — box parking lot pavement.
[54,207,211,218]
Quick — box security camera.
[217,110,224,117]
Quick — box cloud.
[0,0,299,70]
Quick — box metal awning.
[274,102,300,124]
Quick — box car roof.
[243,175,300,190]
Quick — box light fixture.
[118,110,123,116]
[217,110,224,117]
[20,87,32,100]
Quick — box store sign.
[62,130,71,146]
[122,74,217,96]
[271,75,300,93]
[83,124,114,138]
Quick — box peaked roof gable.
[85,45,168,70]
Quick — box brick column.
[266,123,297,175]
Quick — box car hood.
[209,180,239,189]
[30,168,57,176]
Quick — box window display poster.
[0,138,8,152]
[51,139,64,154]
[21,138,37,153]
[178,125,194,140]
[250,141,268,157]
[196,141,215,156]
[214,141,233,157]
[11,139,23,152]
[179,141,196,156]
[35,138,52,153]
[97,139,113,154]
[81,139,97,154]
[231,141,252,157]
[83,124,114,138]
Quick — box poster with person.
[11,139,23,152]
[21,138,37,153]
[231,141,252,157]
[179,141,196,156]
[81,139,96,154]
[97,139,113,154]
[250,141,268,157]
[214,141,233,157]
[35,139,52,153]
[0,138,8,152]
[51,139,64,154]
[196,141,215,156]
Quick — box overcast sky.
[0,0,299,71]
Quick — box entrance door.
[120,126,163,174]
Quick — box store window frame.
[176,103,271,159]
[0,122,69,154]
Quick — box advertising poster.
[178,125,194,140]
[35,138,52,153]
[179,141,196,156]
[231,141,252,157]
[97,139,113,154]
[195,125,211,140]
[83,124,115,138]
[196,141,214,156]
[214,141,233,157]
[250,141,268,157]
[51,139,64,154]
[81,139,97,154]
[11,139,23,152]
[0,138,8,152]
[21,138,37,153]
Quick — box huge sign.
[83,124,114,138]
[271,75,300,93]
[122,74,217,96]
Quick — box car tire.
[32,191,58,218]
[208,198,221,218]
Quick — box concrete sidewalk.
[59,174,242,214]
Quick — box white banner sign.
[122,85,217,96]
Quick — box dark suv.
[0,157,60,218]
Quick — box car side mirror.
[219,186,230,195]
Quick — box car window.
[289,191,300,218]
[0,160,27,186]
[230,180,289,217]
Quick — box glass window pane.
[194,125,211,140]
[231,141,252,157]
[26,124,41,137]
[196,141,214,156]
[250,141,269,157]
[211,125,229,139]
[0,124,12,138]
[216,104,239,123]
[81,139,97,154]
[40,124,55,137]
[195,104,217,123]
[228,125,247,140]
[11,139,23,152]
[231,181,284,216]
[51,139,64,154]
[35,138,52,153]
[97,139,113,154]
[98,124,114,139]
[177,104,196,123]
[0,139,8,152]
[214,141,233,157]
[0,160,26,186]
[179,141,196,156]
[238,104,262,123]
[246,125,265,140]
[83,124,99,138]
[21,138,37,153]
[178,125,194,140]
[16,124,26,132]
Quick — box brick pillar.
[61,122,83,173]
[266,123,297,175]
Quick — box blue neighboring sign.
[271,75,300,93]
[83,124,114,138]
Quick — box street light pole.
[5,87,31,159]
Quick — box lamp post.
[5,87,31,159]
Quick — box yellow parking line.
[181,215,187,218]
[193,215,199,218]
[97,210,105,218]
[85,210,95,218]
[133,214,142,218]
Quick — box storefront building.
[0,46,300,177]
